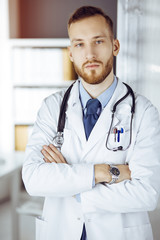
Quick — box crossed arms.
[41,144,131,184]
[22,96,160,213]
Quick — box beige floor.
[0,198,160,240]
[0,199,35,240]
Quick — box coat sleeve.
[22,95,94,197]
[81,101,160,214]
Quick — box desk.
[0,151,24,240]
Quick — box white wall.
[117,0,160,113]
[117,1,160,239]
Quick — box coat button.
[77,217,81,220]
[88,219,91,222]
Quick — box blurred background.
[0,0,160,239]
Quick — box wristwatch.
[108,165,120,184]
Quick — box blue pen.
[117,128,124,142]
[117,130,120,142]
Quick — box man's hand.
[41,144,67,163]
[94,164,131,184]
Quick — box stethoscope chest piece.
[52,132,64,151]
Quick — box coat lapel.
[66,81,87,145]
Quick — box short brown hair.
[68,6,113,37]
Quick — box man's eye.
[96,40,103,44]
[75,43,83,47]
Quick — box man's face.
[68,15,119,85]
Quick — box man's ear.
[113,39,120,57]
[68,46,73,62]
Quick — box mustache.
[82,60,102,68]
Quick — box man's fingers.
[49,144,67,163]
[42,146,61,163]
[42,145,67,164]
[41,149,56,163]
[43,157,55,163]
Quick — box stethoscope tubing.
[54,81,135,152]
[106,83,135,151]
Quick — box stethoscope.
[53,81,135,152]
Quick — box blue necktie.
[80,99,101,240]
[84,98,101,140]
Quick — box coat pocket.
[124,223,153,240]
[36,216,47,240]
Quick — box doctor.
[22,6,160,240]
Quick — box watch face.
[110,167,120,176]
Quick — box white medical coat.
[22,79,160,240]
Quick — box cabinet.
[0,0,118,153]
[10,38,77,151]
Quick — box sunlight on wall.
[117,0,160,113]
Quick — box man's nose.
[85,45,96,61]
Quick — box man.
[22,6,160,240]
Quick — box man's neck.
[81,70,114,98]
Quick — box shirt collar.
[79,76,117,110]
